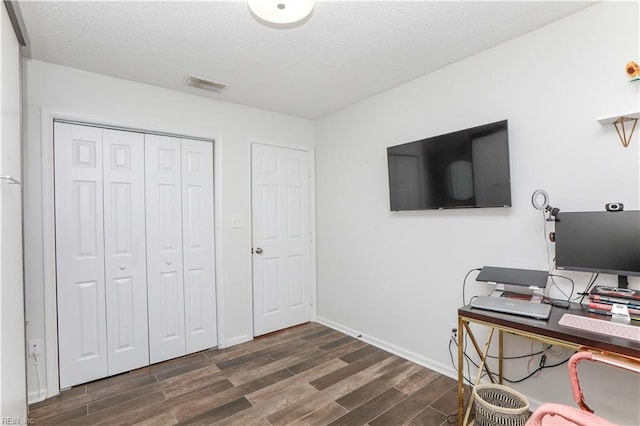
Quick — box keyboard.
[558,314,640,342]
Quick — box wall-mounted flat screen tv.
[387,120,511,211]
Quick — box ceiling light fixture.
[248,0,314,26]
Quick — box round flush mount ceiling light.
[248,0,314,26]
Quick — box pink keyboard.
[558,314,640,342]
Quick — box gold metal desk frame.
[457,307,640,426]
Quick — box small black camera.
[605,202,624,212]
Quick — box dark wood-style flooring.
[29,322,464,425]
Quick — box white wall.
[315,2,639,423]
[22,59,314,401]
[1,2,27,419]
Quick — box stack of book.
[588,286,640,321]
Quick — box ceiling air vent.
[186,76,227,93]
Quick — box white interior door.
[251,143,312,336]
[54,122,108,388]
[181,139,217,353]
[145,134,186,363]
[102,129,149,375]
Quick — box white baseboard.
[28,389,47,405]
[314,316,544,411]
[314,316,458,379]
[225,334,252,348]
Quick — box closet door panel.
[181,139,216,353]
[145,134,186,363]
[54,122,108,388]
[103,129,149,375]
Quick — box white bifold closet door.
[145,135,186,363]
[145,134,216,363]
[55,123,216,387]
[180,138,216,354]
[102,129,149,375]
[55,123,149,389]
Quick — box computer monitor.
[554,210,640,289]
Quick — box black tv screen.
[387,120,511,211]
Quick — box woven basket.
[473,383,530,426]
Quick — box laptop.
[470,296,552,320]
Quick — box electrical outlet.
[450,322,458,338]
[28,339,42,357]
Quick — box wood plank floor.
[29,323,464,425]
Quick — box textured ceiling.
[17,1,596,119]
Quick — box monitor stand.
[618,275,629,290]
[489,283,542,302]
[489,283,505,297]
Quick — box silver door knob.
[119,264,126,270]
[255,247,263,254]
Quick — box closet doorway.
[53,121,217,388]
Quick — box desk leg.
[499,329,504,385]
[463,322,498,383]
[463,327,495,426]
[457,316,464,426]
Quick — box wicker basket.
[473,383,530,426]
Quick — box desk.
[457,303,640,426]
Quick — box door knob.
[166,259,172,265]
[255,247,263,254]
[119,264,126,270]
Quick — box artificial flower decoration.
[625,61,640,79]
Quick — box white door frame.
[39,111,225,398]
[247,139,317,339]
